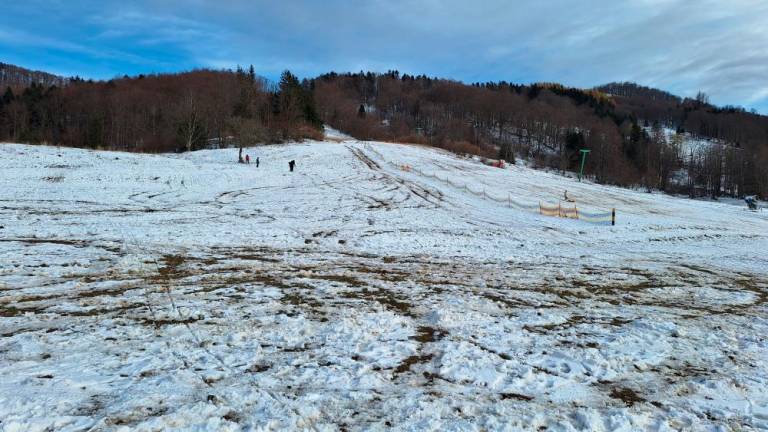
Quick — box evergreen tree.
[277,70,321,129]
[301,85,321,127]
[279,70,301,93]
[2,87,13,104]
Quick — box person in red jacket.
[245,154,250,164]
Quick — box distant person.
[256,157,260,168]
[289,160,296,172]
[745,196,758,211]
[245,154,250,164]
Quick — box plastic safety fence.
[577,210,614,224]
[436,169,615,224]
[368,148,616,225]
[538,203,578,219]
[539,203,560,217]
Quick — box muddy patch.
[608,387,646,407]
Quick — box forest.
[0,66,320,153]
[1,64,766,198]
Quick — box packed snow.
[1,138,767,431]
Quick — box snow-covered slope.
[323,126,354,142]
[1,140,766,431]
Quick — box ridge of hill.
[0,62,67,89]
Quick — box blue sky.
[2,0,767,113]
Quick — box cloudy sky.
[2,0,767,112]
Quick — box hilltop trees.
[0,63,67,89]
[0,87,16,139]
[0,83,56,144]
[597,82,768,198]
[0,68,321,152]
[273,70,321,139]
[229,65,270,149]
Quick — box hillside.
[0,62,67,89]
[314,73,768,198]
[1,139,767,430]
[0,63,766,198]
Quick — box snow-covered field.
[1,139,767,431]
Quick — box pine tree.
[279,70,300,93]
[2,87,13,104]
[277,70,321,129]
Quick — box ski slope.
[1,139,767,431]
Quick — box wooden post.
[612,208,616,226]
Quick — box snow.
[1,138,767,431]
[323,126,354,142]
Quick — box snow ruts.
[364,143,614,225]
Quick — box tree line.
[0,63,67,89]
[0,66,765,198]
[0,67,321,153]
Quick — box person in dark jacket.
[289,160,296,172]
[745,196,758,210]
[256,157,260,168]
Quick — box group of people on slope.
[243,153,260,167]
[238,147,296,172]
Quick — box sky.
[1,0,767,113]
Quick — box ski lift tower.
[578,149,591,182]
